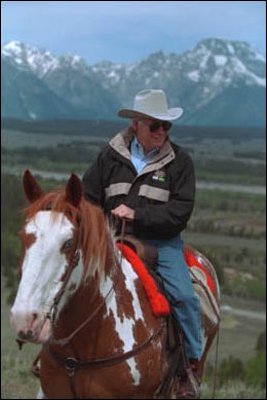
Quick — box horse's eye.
[62,239,74,252]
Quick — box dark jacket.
[82,128,195,240]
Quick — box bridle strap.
[50,219,127,347]
[45,320,164,371]
[45,320,164,399]
[50,265,119,347]
[51,220,83,321]
[49,222,122,347]
[43,218,167,398]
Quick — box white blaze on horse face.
[100,256,145,386]
[10,211,83,342]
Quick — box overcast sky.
[1,1,266,64]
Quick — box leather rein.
[34,219,165,398]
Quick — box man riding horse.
[82,89,202,398]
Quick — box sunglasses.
[141,120,172,132]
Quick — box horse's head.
[10,170,85,344]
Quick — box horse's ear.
[65,174,82,208]
[23,170,44,203]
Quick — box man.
[82,89,202,398]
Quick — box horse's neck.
[51,246,118,352]
[53,250,159,358]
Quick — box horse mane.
[24,190,111,282]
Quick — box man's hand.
[111,204,135,221]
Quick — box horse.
[10,170,220,399]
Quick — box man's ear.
[131,118,138,133]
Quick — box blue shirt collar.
[132,136,159,159]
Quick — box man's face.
[134,118,171,153]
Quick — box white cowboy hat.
[118,89,183,121]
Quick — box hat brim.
[118,107,183,121]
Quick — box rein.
[44,322,164,399]
[49,221,119,347]
[45,321,164,373]
[43,218,166,398]
[49,267,118,347]
[49,217,84,325]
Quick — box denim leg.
[148,236,202,360]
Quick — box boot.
[177,359,201,399]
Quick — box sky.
[1,1,266,64]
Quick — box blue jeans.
[148,235,202,360]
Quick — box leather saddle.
[116,234,181,346]
[116,234,158,270]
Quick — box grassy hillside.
[1,121,265,398]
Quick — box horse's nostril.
[27,329,34,339]
[32,312,38,322]
[18,329,34,341]
[18,330,27,340]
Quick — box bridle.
[49,258,119,348]
[43,323,164,398]
[47,214,118,347]
[16,214,85,350]
[38,219,165,399]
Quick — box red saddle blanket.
[116,242,218,318]
[116,242,170,316]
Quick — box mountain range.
[1,38,266,127]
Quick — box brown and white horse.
[10,170,220,399]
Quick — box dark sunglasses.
[147,120,172,132]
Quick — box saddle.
[116,235,206,399]
[116,235,191,397]
[116,234,158,270]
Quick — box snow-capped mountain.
[1,38,266,126]
[2,41,60,77]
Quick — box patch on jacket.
[152,170,166,182]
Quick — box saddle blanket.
[116,242,220,328]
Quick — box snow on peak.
[214,55,228,67]
[2,40,23,55]
[188,70,200,82]
[2,38,265,90]
[227,43,235,55]
[2,40,59,77]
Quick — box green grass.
[1,284,41,399]
[201,381,266,399]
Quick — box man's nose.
[157,126,166,134]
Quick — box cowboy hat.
[118,89,183,121]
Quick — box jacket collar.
[109,128,175,174]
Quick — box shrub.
[218,356,245,386]
[245,352,266,388]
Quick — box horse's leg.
[37,387,47,399]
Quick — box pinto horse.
[10,170,220,399]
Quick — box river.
[4,167,266,195]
